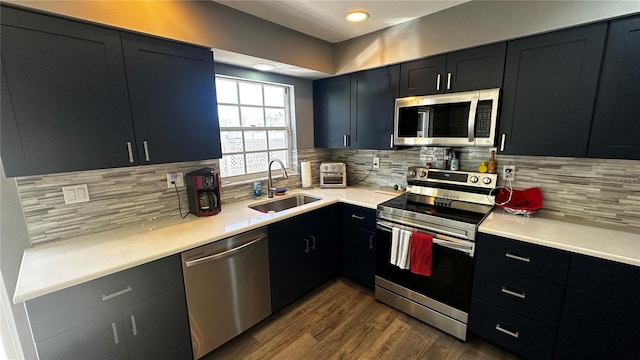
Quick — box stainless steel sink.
[248,194,322,213]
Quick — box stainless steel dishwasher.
[181,227,271,359]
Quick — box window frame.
[215,75,294,184]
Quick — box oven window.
[375,227,474,312]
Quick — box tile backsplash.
[14,147,640,244]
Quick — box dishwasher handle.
[185,234,267,267]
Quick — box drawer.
[568,254,640,306]
[469,298,556,360]
[476,233,570,283]
[473,262,565,325]
[26,254,183,342]
[342,204,376,231]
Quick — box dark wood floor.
[202,278,519,360]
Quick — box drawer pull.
[505,252,530,263]
[304,238,310,253]
[495,324,520,339]
[102,286,133,301]
[351,214,365,220]
[501,286,526,299]
[130,315,138,336]
[369,234,374,250]
[111,322,120,344]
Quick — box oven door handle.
[377,220,475,257]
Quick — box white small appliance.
[320,162,347,188]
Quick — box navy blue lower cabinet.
[341,204,376,289]
[469,298,557,359]
[268,205,340,312]
[554,288,640,360]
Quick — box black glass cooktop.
[378,194,488,226]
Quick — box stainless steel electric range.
[375,167,498,340]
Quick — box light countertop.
[480,210,640,267]
[13,187,395,303]
[15,187,640,304]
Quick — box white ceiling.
[216,0,469,43]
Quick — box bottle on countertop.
[477,161,488,173]
[253,181,262,199]
[488,150,497,174]
[450,151,459,171]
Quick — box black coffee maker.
[185,168,221,217]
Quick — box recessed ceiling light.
[253,63,276,71]
[345,10,369,23]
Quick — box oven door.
[375,220,475,313]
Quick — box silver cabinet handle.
[390,133,394,148]
[310,235,316,250]
[495,324,519,339]
[501,286,526,299]
[505,252,531,263]
[369,234,374,250]
[185,235,267,267]
[126,142,134,163]
[130,315,138,336]
[102,286,133,301]
[436,73,441,91]
[304,238,310,253]
[143,141,150,162]
[351,214,365,220]
[500,133,506,152]
[111,322,120,344]
[447,72,452,90]
[343,134,350,147]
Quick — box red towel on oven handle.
[410,232,433,276]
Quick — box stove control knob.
[409,170,416,177]
[482,177,492,185]
[470,176,479,183]
[419,171,427,177]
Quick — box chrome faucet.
[267,159,288,198]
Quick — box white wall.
[3,0,335,74]
[334,0,640,74]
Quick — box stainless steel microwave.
[393,88,500,147]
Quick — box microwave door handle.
[468,96,478,143]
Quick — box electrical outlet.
[503,165,515,181]
[373,156,380,169]
[62,184,90,205]
[166,172,184,188]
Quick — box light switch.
[62,184,90,205]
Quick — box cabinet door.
[123,287,192,360]
[313,75,350,148]
[588,16,640,160]
[341,204,376,288]
[555,288,640,359]
[341,226,376,289]
[121,33,222,164]
[0,6,136,176]
[499,23,607,156]
[308,205,340,287]
[268,213,313,312]
[350,66,399,149]
[399,55,446,96]
[36,313,128,360]
[445,42,506,93]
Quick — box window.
[215,76,293,181]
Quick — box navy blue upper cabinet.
[0,6,221,177]
[121,34,221,164]
[313,75,350,149]
[350,66,399,149]
[499,23,607,157]
[399,43,506,97]
[588,16,640,160]
[1,6,136,177]
[314,66,398,150]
